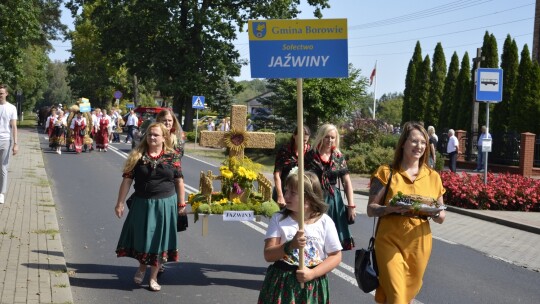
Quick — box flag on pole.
[369,63,377,86]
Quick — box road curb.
[354,189,540,235]
[444,205,540,235]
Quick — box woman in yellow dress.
[367,122,446,304]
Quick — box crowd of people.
[37,100,450,301]
[43,105,125,154]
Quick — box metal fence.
[436,131,526,166]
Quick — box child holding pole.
[257,170,342,303]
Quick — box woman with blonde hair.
[114,122,186,291]
[156,109,184,157]
[305,123,355,250]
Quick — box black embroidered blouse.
[122,152,183,199]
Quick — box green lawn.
[17,112,37,128]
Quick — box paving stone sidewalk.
[0,128,72,304]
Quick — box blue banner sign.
[249,19,348,78]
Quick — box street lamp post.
[16,90,23,123]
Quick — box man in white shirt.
[0,85,18,204]
[446,129,459,173]
[125,109,138,144]
[207,118,215,131]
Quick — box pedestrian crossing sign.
[192,96,205,109]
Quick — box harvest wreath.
[188,191,279,222]
[188,156,280,222]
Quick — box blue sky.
[48,0,535,99]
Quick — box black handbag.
[177,213,188,232]
[354,166,393,293]
[355,236,379,292]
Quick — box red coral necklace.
[147,150,164,160]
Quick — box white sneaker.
[0,194,4,204]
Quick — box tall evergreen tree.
[439,52,460,131]
[402,60,416,124]
[454,52,471,130]
[511,45,538,133]
[530,62,540,135]
[402,42,423,124]
[478,32,499,126]
[425,43,446,127]
[212,75,236,117]
[411,55,431,123]
[493,35,519,133]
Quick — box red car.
[124,106,186,145]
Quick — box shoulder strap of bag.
[372,165,393,238]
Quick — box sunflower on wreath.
[220,156,260,199]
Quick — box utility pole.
[133,74,139,107]
[468,48,484,161]
[533,0,540,62]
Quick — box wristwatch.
[433,213,440,219]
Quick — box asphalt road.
[40,137,540,304]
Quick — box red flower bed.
[440,171,540,212]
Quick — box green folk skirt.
[257,261,330,304]
[116,194,179,266]
[327,187,355,250]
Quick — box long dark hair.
[290,125,311,148]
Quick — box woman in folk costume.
[156,109,184,158]
[305,123,356,251]
[50,110,67,154]
[272,126,311,208]
[96,109,111,152]
[45,108,57,147]
[70,112,87,154]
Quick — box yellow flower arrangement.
[187,156,280,222]
[220,156,261,198]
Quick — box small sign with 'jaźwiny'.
[223,211,255,221]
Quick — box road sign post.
[476,68,503,184]
[249,18,348,280]
[192,96,205,144]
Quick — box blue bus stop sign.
[476,68,503,102]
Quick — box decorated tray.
[393,201,447,212]
[389,192,446,214]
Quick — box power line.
[349,0,495,30]
[350,3,534,39]
[350,17,533,48]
